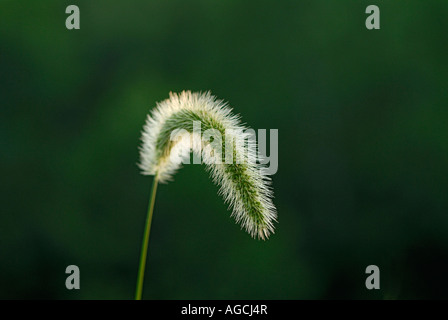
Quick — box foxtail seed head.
[139,91,277,239]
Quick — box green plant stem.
[135,174,159,300]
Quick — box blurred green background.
[1,0,447,299]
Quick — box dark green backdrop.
[1,0,447,299]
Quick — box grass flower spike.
[139,91,277,238]
[135,91,277,299]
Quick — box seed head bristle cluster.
[139,91,277,239]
